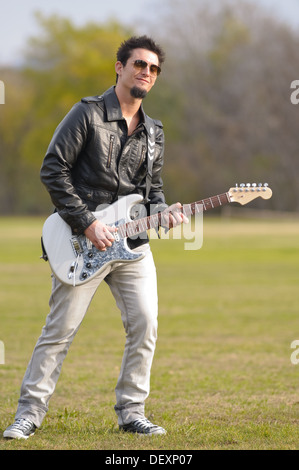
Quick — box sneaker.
[3,418,36,440]
[120,417,166,436]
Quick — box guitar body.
[42,194,145,286]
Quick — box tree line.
[0,0,298,215]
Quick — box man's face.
[115,48,160,98]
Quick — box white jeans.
[15,244,158,427]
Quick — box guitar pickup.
[70,236,83,256]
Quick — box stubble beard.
[130,86,147,99]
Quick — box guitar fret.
[213,196,220,207]
[225,192,231,203]
[183,204,191,217]
[203,198,212,210]
[126,223,132,237]
[118,225,125,238]
[142,218,147,230]
[152,214,160,229]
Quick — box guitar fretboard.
[117,192,231,239]
[182,192,230,216]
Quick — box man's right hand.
[84,220,117,251]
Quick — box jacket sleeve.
[147,122,168,213]
[40,102,96,234]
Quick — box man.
[4,35,187,439]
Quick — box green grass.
[0,215,299,450]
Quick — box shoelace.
[12,418,34,431]
[132,418,158,430]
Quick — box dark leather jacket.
[40,86,167,240]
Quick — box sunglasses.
[133,59,161,77]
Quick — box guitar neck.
[117,192,231,239]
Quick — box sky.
[0,0,299,66]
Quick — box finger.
[103,228,115,241]
[95,225,114,241]
[173,204,189,224]
[93,230,112,248]
[172,212,183,225]
[168,213,177,228]
[107,225,118,233]
[175,210,188,223]
[96,239,108,251]
[162,212,172,228]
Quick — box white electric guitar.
[42,183,272,286]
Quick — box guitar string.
[118,192,230,239]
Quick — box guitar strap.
[144,119,156,204]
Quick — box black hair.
[116,35,165,66]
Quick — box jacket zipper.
[107,134,115,168]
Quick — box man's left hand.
[161,203,189,229]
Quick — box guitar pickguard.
[69,218,143,283]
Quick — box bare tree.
[148,0,299,210]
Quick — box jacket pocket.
[106,134,115,168]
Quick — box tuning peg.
[252,183,257,187]
[258,183,263,187]
[264,183,268,187]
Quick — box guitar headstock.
[228,183,272,205]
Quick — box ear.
[115,61,123,76]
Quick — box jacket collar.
[102,86,153,136]
[102,86,123,121]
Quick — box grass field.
[0,213,298,450]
